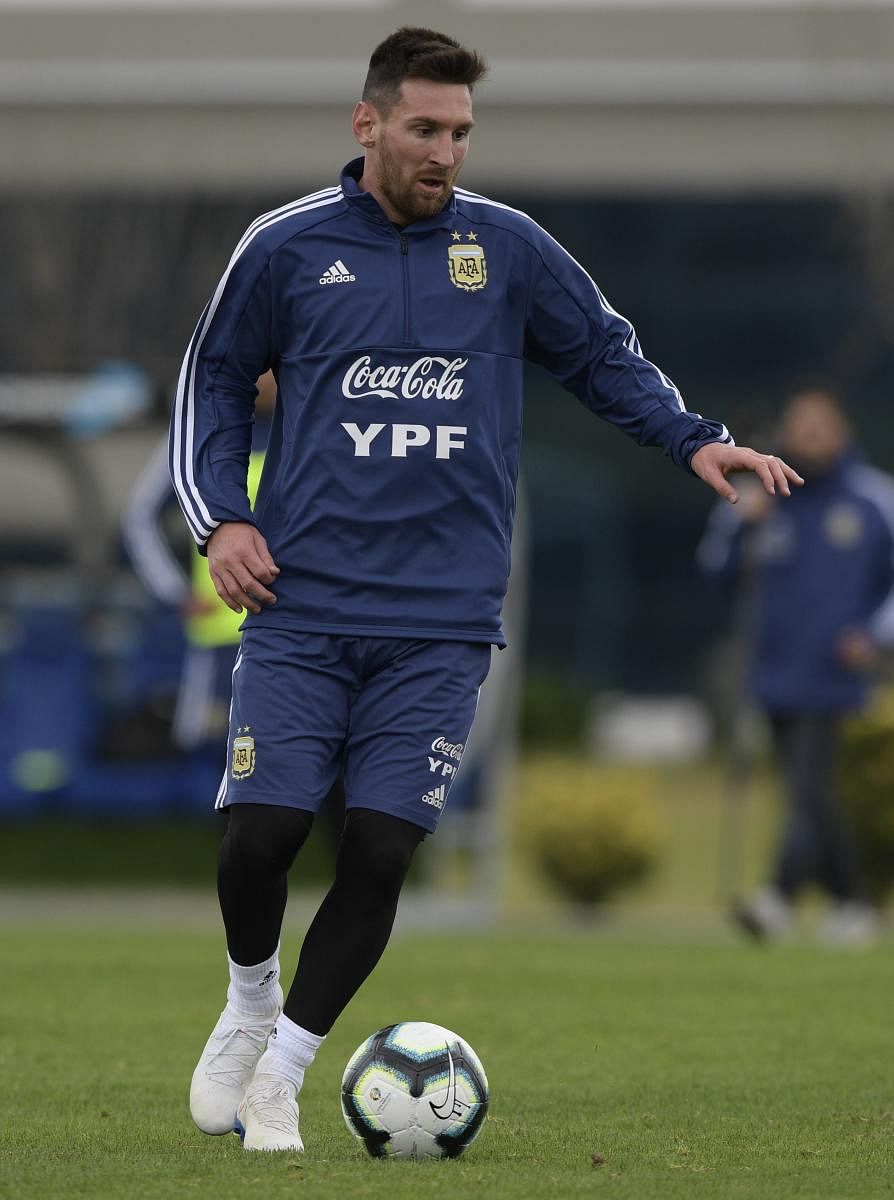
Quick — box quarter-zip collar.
[340,157,458,235]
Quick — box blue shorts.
[215,629,492,833]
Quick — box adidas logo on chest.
[319,259,356,286]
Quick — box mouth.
[417,177,448,195]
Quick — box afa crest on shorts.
[448,232,487,292]
[232,728,255,780]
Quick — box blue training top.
[698,451,894,712]
[170,158,732,646]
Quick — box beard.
[377,137,461,224]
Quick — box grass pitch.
[2,923,892,1200]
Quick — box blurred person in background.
[173,26,802,1154]
[123,371,276,761]
[698,381,894,945]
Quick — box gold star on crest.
[451,229,462,241]
[467,231,478,242]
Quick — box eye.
[454,129,469,142]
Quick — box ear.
[352,100,377,149]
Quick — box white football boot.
[732,887,793,941]
[235,1074,304,1152]
[189,1005,279,1135]
[818,901,880,948]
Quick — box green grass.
[3,927,893,1199]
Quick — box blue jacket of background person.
[697,451,894,713]
[170,158,733,648]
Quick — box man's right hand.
[206,522,279,615]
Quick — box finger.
[218,568,262,615]
[703,464,739,505]
[210,569,245,614]
[244,549,280,588]
[780,461,805,487]
[237,573,277,607]
[249,531,280,576]
[753,459,776,496]
[211,546,271,582]
[766,456,790,497]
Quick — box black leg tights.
[284,808,425,1036]
[217,803,315,966]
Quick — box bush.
[520,673,590,751]
[517,754,662,905]
[839,689,894,904]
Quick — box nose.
[428,132,456,169]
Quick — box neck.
[357,165,405,225]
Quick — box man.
[698,382,894,944]
[171,27,801,1153]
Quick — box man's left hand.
[691,443,804,505]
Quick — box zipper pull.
[400,235,408,254]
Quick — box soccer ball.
[340,1021,489,1159]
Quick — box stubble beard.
[377,138,461,224]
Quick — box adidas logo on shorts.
[421,784,446,809]
[319,259,356,285]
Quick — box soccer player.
[698,382,894,944]
[172,27,802,1152]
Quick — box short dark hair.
[362,27,488,114]
[784,374,848,413]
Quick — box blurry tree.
[839,686,894,904]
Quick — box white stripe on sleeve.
[171,186,343,545]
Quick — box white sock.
[253,1014,325,1094]
[226,944,282,1021]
